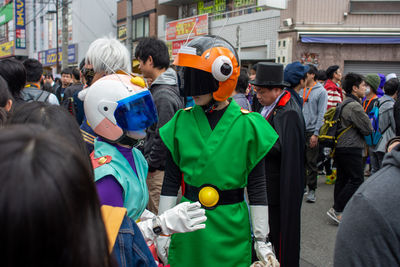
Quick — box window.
[350,0,400,14]
[277,57,280,63]
[278,41,281,47]
[283,40,286,47]
[132,16,149,40]
[282,56,285,63]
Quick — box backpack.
[21,88,51,103]
[364,99,391,146]
[319,101,352,151]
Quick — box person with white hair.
[79,37,132,153]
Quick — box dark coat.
[261,90,305,267]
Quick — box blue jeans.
[112,216,157,267]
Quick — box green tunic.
[160,100,278,267]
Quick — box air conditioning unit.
[283,18,293,27]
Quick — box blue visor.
[114,90,158,131]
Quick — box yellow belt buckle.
[198,184,220,209]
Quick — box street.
[300,175,339,267]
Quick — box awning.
[301,35,400,44]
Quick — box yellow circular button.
[198,186,219,208]
[98,156,107,165]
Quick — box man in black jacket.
[251,62,306,267]
[135,37,184,214]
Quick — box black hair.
[0,58,26,99]
[0,75,12,107]
[44,72,53,80]
[134,37,170,70]
[0,75,12,126]
[326,65,339,80]
[251,63,258,72]
[342,72,364,95]
[61,67,73,76]
[0,124,113,267]
[72,67,80,81]
[236,69,249,94]
[8,102,89,159]
[79,59,85,71]
[23,58,43,83]
[316,70,327,81]
[307,64,318,81]
[384,78,399,96]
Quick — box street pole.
[61,0,68,70]
[56,0,60,73]
[126,0,133,65]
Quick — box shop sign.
[166,14,208,41]
[0,2,13,26]
[171,39,193,56]
[0,40,13,58]
[39,44,78,67]
[118,25,127,41]
[15,0,26,49]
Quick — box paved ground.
[300,175,339,267]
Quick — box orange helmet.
[173,35,240,102]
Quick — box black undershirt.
[161,104,267,205]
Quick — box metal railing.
[207,5,267,21]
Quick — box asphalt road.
[300,175,339,267]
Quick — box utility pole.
[126,0,133,63]
[236,26,241,66]
[55,0,60,73]
[61,0,68,70]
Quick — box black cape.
[260,90,305,267]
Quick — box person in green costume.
[156,35,280,267]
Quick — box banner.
[166,14,208,41]
[38,44,78,67]
[15,0,26,49]
[171,39,193,56]
[0,40,13,58]
[0,2,13,26]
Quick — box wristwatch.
[152,216,163,235]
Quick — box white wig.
[85,37,131,74]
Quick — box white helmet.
[82,74,157,143]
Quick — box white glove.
[156,235,171,265]
[139,209,156,221]
[254,241,280,267]
[159,201,207,235]
[250,205,279,267]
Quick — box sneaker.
[306,190,316,203]
[327,208,342,224]
[304,188,308,195]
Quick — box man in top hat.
[251,62,305,267]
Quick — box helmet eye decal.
[212,55,233,82]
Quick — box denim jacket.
[112,216,157,267]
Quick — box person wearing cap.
[325,65,343,110]
[362,74,380,175]
[374,78,398,169]
[158,36,279,267]
[283,61,310,109]
[299,64,328,203]
[252,62,305,267]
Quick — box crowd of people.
[0,34,399,267]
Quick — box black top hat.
[249,62,290,88]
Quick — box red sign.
[172,39,193,56]
[166,14,208,41]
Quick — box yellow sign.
[0,41,14,58]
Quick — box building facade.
[0,0,29,61]
[278,0,400,76]
[118,0,286,69]
[24,0,116,74]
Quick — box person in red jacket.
[324,65,343,110]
